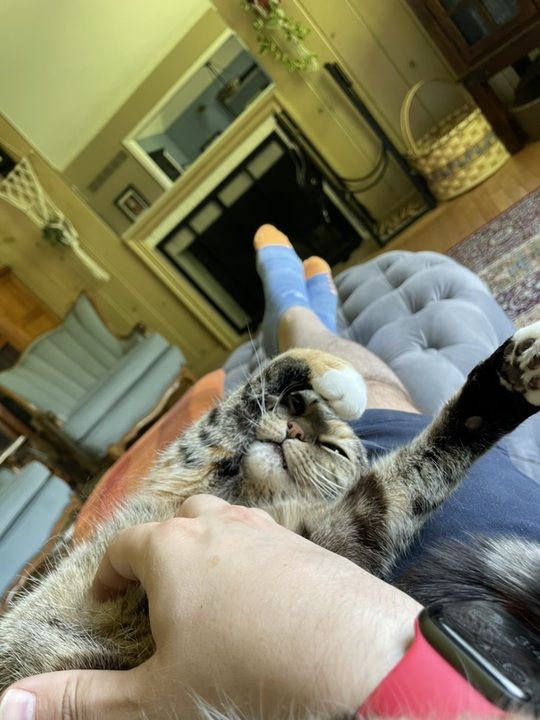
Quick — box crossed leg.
[254,224,419,414]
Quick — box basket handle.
[400,77,470,155]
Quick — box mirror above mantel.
[128,32,272,189]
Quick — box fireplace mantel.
[124,89,278,351]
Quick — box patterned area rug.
[447,188,540,327]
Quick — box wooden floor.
[338,139,540,270]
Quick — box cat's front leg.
[261,349,367,421]
[373,321,540,561]
[302,323,540,577]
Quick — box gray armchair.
[0,294,190,469]
[0,461,75,601]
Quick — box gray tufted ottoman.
[334,250,513,413]
[223,250,538,482]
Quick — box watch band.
[356,619,507,719]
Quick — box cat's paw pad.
[500,321,540,405]
[312,367,367,420]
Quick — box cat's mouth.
[260,440,288,470]
[273,442,288,470]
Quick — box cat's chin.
[242,441,292,492]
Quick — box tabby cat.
[0,323,539,717]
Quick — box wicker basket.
[400,79,510,201]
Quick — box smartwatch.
[357,600,539,719]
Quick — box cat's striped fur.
[0,326,539,719]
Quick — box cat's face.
[239,389,367,503]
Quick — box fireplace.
[156,114,368,333]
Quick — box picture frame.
[114,185,149,222]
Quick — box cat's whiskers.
[294,457,327,500]
[310,473,330,500]
[247,329,267,414]
[244,378,265,417]
[271,382,300,416]
[310,463,343,499]
[237,410,259,429]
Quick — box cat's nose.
[286,420,305,441]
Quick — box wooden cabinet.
[407,0,540,152]
[0,266,59,356]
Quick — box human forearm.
[254,548,420,716]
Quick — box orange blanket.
[74,369,225,542]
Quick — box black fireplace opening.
[157,130,363,334]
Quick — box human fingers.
[0,667,142,720]
[92,522,160,602]
[92,496,279,604]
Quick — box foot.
[254,224,309,357]
[500,321,540,405]
[303,256,338,333]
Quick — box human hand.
[0,495,421,719]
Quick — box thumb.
[0,668,142,720]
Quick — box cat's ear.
[311,365,367,420]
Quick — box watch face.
[420,601,540,715]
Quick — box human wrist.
[263,547,422,717]
[316,563,422,714]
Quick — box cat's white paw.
[501,321,540,405]
[312,367,367,420]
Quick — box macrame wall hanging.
[0,154,110,281]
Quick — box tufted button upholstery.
[334,251,514,413]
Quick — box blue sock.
[304,257,338,332]
[256,244,309,357]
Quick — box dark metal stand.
[324,62,437,240]
[275,111,382,245]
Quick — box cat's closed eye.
[286,392,306,416]
[320,441,349,459]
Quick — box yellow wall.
[0,115,229,376]
[0,0,209,170]
[64,9,228,236]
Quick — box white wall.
[1,0,209,170]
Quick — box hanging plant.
[242,0,319,73]
[40,215,110,280]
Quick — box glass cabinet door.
[436,0,536,56]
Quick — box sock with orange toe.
[303,256,338,333]
[254,224,309,357]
